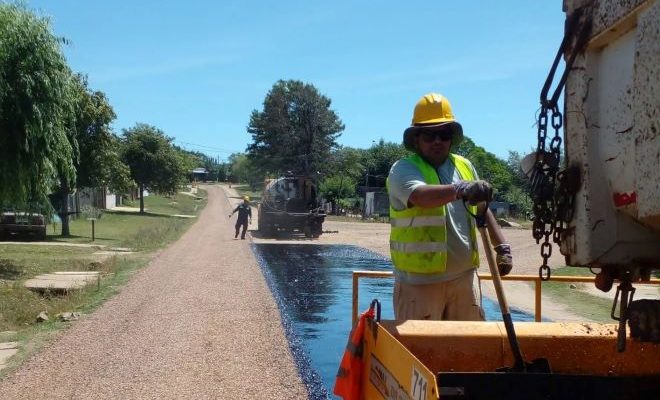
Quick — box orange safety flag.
[333,305,376,400]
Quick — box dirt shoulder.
[224,184,587,322]
[0,185,307,399]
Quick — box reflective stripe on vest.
[387,153,479,274]
[390,241,447,253]
[390,215,446,227]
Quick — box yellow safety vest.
[387,153,479,274]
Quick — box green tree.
[175,148,202,182]
[362,140,411,187]
[319,175,357,213]
[198,153,219,181]
[247,80,344,175]
[50,73,79,237]
[503,186,533,218]
[122,124,186,213]
[173,149,224,181]
[506,150,530,191]
[0,4,75,210]
[504,150,533,217]
[228,153,262,188]
[217,163,230,182]
[454,137,513,199]
[51,74,135,236]
[329,147,364,180]
[72,74,132,193]
[105,139,136,194]
[322,147,365,213]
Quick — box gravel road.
[0,186,308,399]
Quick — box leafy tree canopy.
[454,137,515,200]
[320,136,532,216]
[70,74,133,193]
[326,147,365,182]
[0,3,75,209]
[362,140,411,186]
[246,80,344,176]
[319,175,357,204]
[228,152,262,188]
[506,150,531,191]
[175,147,203,179]
[122,123,187,212]
[174,149,228,181]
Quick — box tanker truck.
[338,1,660,398]
[258,174,325,237]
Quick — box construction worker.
[387,93,513,321]
[228,196,252,240]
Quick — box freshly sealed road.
[0,185,308,399]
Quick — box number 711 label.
[411,366,428,400]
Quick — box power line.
[174,140,242,154]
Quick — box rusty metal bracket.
[610,280,636,352]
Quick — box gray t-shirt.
[388,156,480,284]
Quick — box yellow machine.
[357,298,659,400]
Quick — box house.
[488,201,510,217]
[74,187,119,211]
[191,168,208,182]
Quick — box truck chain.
[531,7,592,281]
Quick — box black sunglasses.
[419,129,452,143]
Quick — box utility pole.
[362,167,369,220]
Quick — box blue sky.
[27,1,565,161]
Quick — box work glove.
[494,243,513,276]
[454,180,493,204]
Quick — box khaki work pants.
[394,269,485,321]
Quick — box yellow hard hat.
[243,196,250,201]
[403,93,463,151]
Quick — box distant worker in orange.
[229,196,252,240]
[387,93,513,321]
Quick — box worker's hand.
[494,244,513,276]
[454,180,493,204]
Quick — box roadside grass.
[123,189,204,216]
[0,190,207,376]
[0,255,147,377]
[46,190,207,250]
[0,254,125,331]
[0,246,102,278]
[541,266,614,323]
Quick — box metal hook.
[370,299,381,322]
